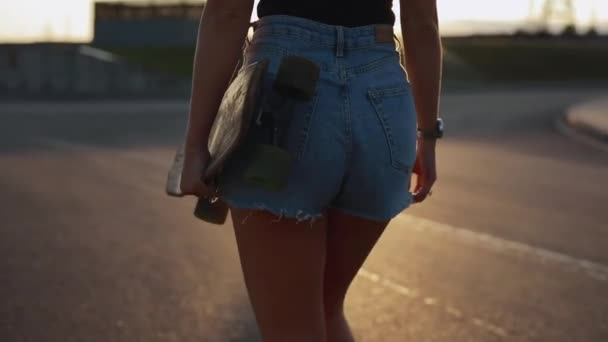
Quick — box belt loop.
[336,26,344,58]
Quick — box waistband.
[251,15,397,50]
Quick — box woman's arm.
[185,0,255,149]
[180,0,254,196]
[399,0,442,202]
[399,0,442,132]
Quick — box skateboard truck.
[243,56,320,191]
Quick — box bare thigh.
[231,208,328,342]
[323,208,389,315]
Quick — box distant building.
[93,2,205,47]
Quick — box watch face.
[436,118,444,138]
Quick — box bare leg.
[323,209,390,342]
[231,208,328,342]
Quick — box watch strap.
[417,118,443,139]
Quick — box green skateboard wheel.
[244,144,292,191]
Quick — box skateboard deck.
[165,59,270,224]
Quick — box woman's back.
[257,0,395,27]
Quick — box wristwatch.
[417,118,444,139]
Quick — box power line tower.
[585,1,599,37]
[590,1,599,29]
[540,0,576,28]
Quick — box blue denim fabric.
[219,15,417,222]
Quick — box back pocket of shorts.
[368,85,417,173]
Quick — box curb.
[556,113,608,153]
[566,102,608,141]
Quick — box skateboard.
[165,56,320,224]
[165,59,269,224]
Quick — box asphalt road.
[1,86,607,342]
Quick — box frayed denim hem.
[222,197,324,227]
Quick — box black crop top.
[256,0,396,27]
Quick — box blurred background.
[1,1,607,341]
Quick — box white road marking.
[396,214,608,282]
[472,318,485,327]
[358,268,509,338]
[424,297,439,306]
[446,306,463,318]
[380,278,419,299]
[485,323,509,338]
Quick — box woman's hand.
[412,137,437,203]
[180,145,215,198]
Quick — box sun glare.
[436,0,528,22]
[0,0,605,42]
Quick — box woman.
[180,0,441,341]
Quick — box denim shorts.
[218,15,418,222]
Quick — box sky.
[0,0,606,42]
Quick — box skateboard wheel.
[194,199,230,225]
[274,56,320,101]
[243,144,292,191]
